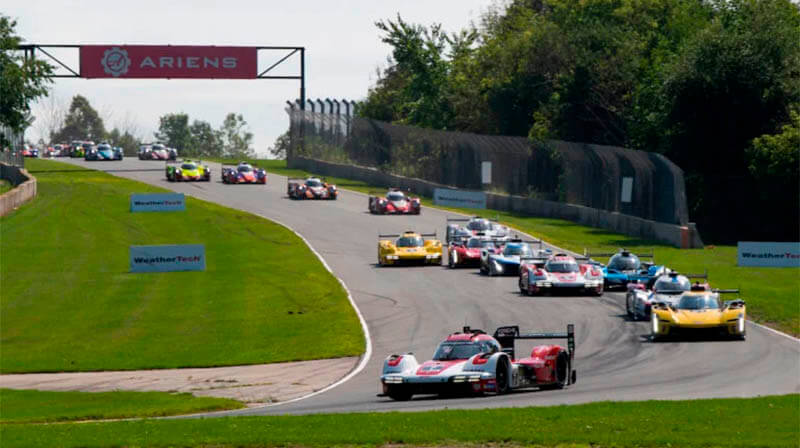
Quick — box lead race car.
[651,287,746,340]
[380,325,576,401]
[368,189,421,214]
[626,271,709,320]
[166,160,211,182]
[221,162,267,184]
[583,248,669,289]
[378,231,442,266]
[518,253,604,296]
[287,177,338,200]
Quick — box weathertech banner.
[80,45,257,79]
[130,245,206,273]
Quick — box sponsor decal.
[737,242,800,267]
[130,244,205,272]
[434,188,487,209]
[130,193,185,212]
[81,45,257,79]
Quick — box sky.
[7,0,493,156]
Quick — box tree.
[188,120,221,157]
[0,15,53,146]
[268,130,290,159]
[107,128,140,156]
[154,113,190,152]
[33,93,66,144]
[218,113,254,158]
[51,95,106,142]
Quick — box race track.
[59,158,800,415]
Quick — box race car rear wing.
[519,256,549,266]
[378,231,438,240]
[667,270,708,280]
[584,248,655,261]
[493,325,575,361]
[508,237,543,248]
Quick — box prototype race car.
[166,160,211,182]
[518,253,604,296]
[287,177,338,200]
[480,239,544,276]
[368,189,421,214]
[70,141,92,158]
[380,324,576,401]
[626,271,709,320]
[651,288,746,340]
[378,231,442,266]
[448,235,505,268]
[446,216,510,243]
[21,146,38,157]
[222,162,267,184]
[584,248,669,289]
[85,143,123,161]
[139,143,177,160]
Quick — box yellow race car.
[378,231,442,266]
[650,287,746,340]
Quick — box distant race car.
[166,160,211,182]
[221,162,267,184]
[518,253,604,296]
[377,231,442,266]
[446,216,510,243]
[651,288,746,340]
[480,239,545,276]
[380,324,576,401]
[70,141,92,158]
[139,143,177,160]
[447,235,505,268]
[85,143,123,161]
[584,248,669,289]
[287,177,338,200]
[626,271,709,320]
[44,145,61,157]
[21,146,38,157]
[368,189,421,214]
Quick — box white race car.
[379,325,576,401]
[626,271,709,320]
[445,216,510,244]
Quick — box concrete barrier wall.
[289,156,703,248]
[1,163,37,217]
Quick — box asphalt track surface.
[60,158,800,415]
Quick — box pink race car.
[519,253,604,296]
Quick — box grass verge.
[0,179,13,195]
[213,158,799,337]
[2,395,797,447]
[0,388,243,423]
[0,158,364,373]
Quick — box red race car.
[368,189,421,214]
[221,162,267,184]
[447,235,505,268]
[519,253,604,296]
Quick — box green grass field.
[0,158,364,373]
[213,158,800,337]
[0,179,13,195]
[2,395,797,447]
[0,388,243,423]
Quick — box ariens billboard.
[80,45,257,79]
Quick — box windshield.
[546,261,580,273]
[608,254,640,270]
[467,238,493,249]
[97,145,111,151]
[306,179,322,187]
[503,244,530,256]
[433,342,487,361]
[397,236,423,247]
[181,163,196,170]
[467,220,491,231]
[387,192,405,201]
[676,295,720,310]
[654,277,691,293]
[153,144,165,151]
[237,165,252,172]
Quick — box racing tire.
[386,386,412,401]
[518,277,529,296]
[541,351,570,390]
[496,356,510,394]
[448,255,456,269]
[626,295,634,319]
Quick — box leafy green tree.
[0,15,53,146]
[107,128,140,156]
[188,119,221,157]
[268,130,290,159]
[154,113,190,152]
[218,113,254,158]
[51,95,106,142]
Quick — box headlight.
[652,313,659,333]
[738,316,745,333]
[493,261,503,272]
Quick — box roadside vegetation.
[0,179,13,194]
[212,158,799,337]
[2,395,796,447]
[0,158,364,373]
[0,389,243,423]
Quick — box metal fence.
[287,108,689,225]
[1,124,26,168]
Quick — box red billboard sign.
[80,45,257,79]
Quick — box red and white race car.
[380,325,576,401]
[447,235,505,268]
[368,189,421,214]
[518,253,604,296]
[221,162,267,184]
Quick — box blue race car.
[480,239,546,276]
[85,143,123,161]
[583,249,669,289]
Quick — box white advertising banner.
[434,188,487,209]
[130,193,185,212]
[130,244,206,272]
[481,161,492,184]
[737,242,800,267]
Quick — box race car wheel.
[448,255,455,269]
[386,385,412,401]
[496,356,510,394]
[626,295,634,319]
[518,277,529,295]
[541,351,569,390]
